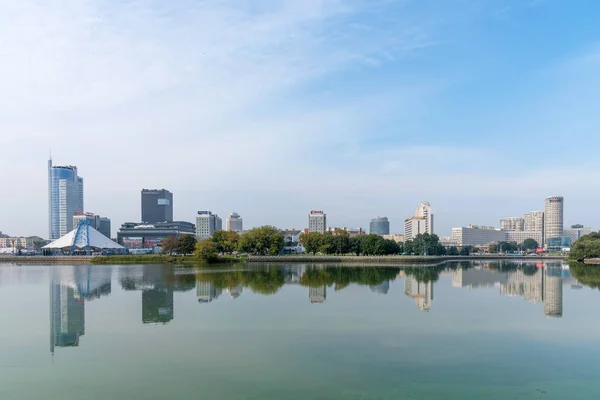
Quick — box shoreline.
[0,254,567,266]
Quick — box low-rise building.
[505,231,543,246]
[451,225,506,247]
[564,225,593,244]
[382,234,404,243]
[117,221,196,249]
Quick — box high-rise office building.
[414,201,434,234]
[544,196,564,246]
[73,213,111,238]
[308,210,327,234]
[141,189,173,224]
[226,212,243,232]
[48,159,84,240]
[196,211,222,239]
[524,211,544,235]
[404,217,427,241]
[500,217,525,231]
[369,217,390,235]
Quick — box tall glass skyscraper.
[48,159,84,240]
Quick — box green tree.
[382,239,401,255]
[238,226,284,255]
[570,232,600,261]
[349,236,362,255]
[300,232,326,255]
[488,244,499,254]
[212,231,240,254]
[194,240,218,261]
[331,232,351,255]
[411,233,442,255]
[177,235,197,255]
[460,246,470,256]
[403,240,414,255]
[523,238,539,251]
[161,236,178,255]
[447,246,459,256]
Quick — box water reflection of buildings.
[309,286,326,303]
[196,281,222,303]
[118,266,174,324]
[370,280,390,294]
[50,266,112,353]
[227,284,243,299]
[452,263,564,318]
[404,276,433,312]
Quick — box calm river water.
[0,260,599,399]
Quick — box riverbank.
[246,255,566,264]
[0,254,567,265]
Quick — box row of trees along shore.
[158,228,553,262]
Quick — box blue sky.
[1,0,599,237]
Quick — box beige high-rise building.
[500,217,525,231]
[414,202,434,235]
[544,196,564,246]
[226,212,243,232]
[308,210,327,234]
[524,211,544,233]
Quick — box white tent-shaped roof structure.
[44,223,124,252]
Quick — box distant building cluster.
[2,158,593,254]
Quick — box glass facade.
[48,160,84,240]
[370,217,390,235]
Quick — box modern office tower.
[48,159,84,240]
[226,212,243,232]
[369,217,390,235]
[196,281,223,303]
[500,217,525,231]
[141,189,173,224]
[404,275,434,312]
[73,213,111,238]
[524,211,544,232]
[544,196,564,246]
[543,265,563,318]
[404,217,427,241]
[564,225,593,244]
[414,201,434,234]
[195,211,222,239]
[308,210,327,233]
[309,286,327,303]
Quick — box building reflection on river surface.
[46,261,589,352]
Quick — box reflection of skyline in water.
[452,262,564,318]
[46,261,590,352]
[50,266,112,354]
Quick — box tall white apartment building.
[404,217,427,241]
[226,212,243,232]
[544,196,564,246]
[500,217,525,231]
[196,211,223,240]
[524,211,544,233]
[308,210,326,234]
[414,201,434,235]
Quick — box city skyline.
[3,1,600,237]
